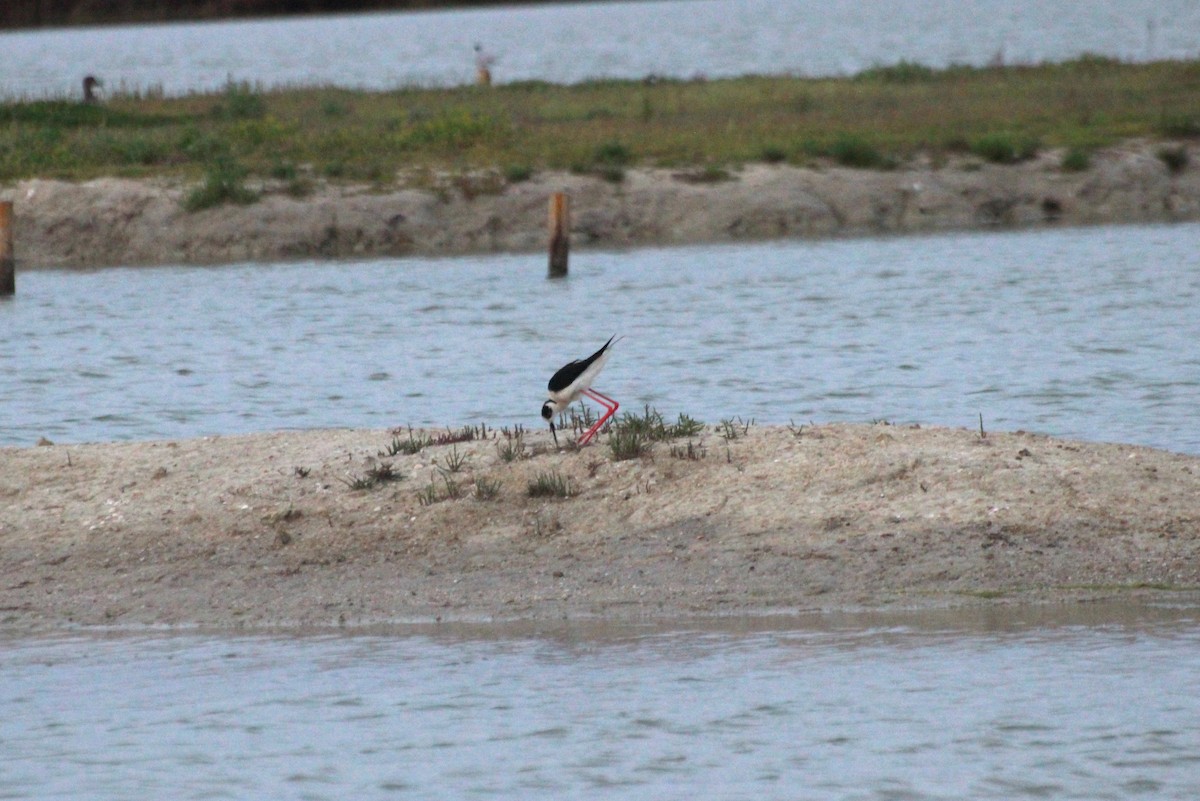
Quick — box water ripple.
[2,224,1199,452]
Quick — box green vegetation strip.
[2,57,1198,204]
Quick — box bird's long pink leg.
[578,388,619,445]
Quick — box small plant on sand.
[577,139,631,183]
[971,132,1040,164]
[608,428,649,461]
[384,426,433,456]
[594,140,631,166]
[436,444,468,474]
[669,440,707,460]
[1060,146,1091,172]
[432,423,488,446]
[496,433,526,463]
[667,413,705,439]
[613,405,662,438]
[563,404,597,438]
[415,478,440,506]
[371,462,400,483]
[342,461,401,491]
[474,475,502,500]
[759,145,788,164]
[717,416,753,440]
[453,170,506,200]
[343,473,378,491]
[1158,114,1200,139]
[504,163,534,182]
[284,176,315,198]
[183,154,258,211]
[828,134,890,169]
[415,474,460,506]
[379,435,407,457]
[673,165,734,183]
[612,406,705,442]
[787,419,810,438]
[527,470,574,498]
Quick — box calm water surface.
[2,223,1199,452]
[2,606,1199,800]
[2,0,1198,98]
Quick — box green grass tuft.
[758,145,788,164]
[610,406,705,443]
[669,440,707,460]
[527,470,574,498]
[473,475,502,500]
[381,427,434,456]
[971,132,1040,164]
[608,428,648,461]
[436,445,468,475]
[212,80,266,120]
[855,60,938,84]
[827,134,890,169]
[496,433,526,463]
[183,154,258,211]
[504,163,534,182]
[1060,146,1091,172]
[717,416,753,440]
[1157,114,1200,139]
[342,461,402,492]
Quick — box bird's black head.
[542,403,560,446]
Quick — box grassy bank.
[2,57,1198,207]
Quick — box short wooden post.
[548,192,569,278]
[0,201,13,297]
[476,66,492,87]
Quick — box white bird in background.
[541,336,621,447]
[473,43,497,86]
[473,43,497,70]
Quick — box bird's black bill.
[549,420,559,447]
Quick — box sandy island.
[3,141,1199,632]
[2,423,1198,632]
[5,139,1199,269]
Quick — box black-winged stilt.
[541,336,620,447]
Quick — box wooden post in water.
[0,201,13,297]
[548,192,569,278]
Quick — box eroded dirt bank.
[6,141,1199,268]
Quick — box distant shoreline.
[7,139,1199,269]
[0,1,549,32]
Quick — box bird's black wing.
[547,335,616,392]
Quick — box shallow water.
[2,605,1199,800]
[3,223,1199,452]
[2,0,1198,98]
